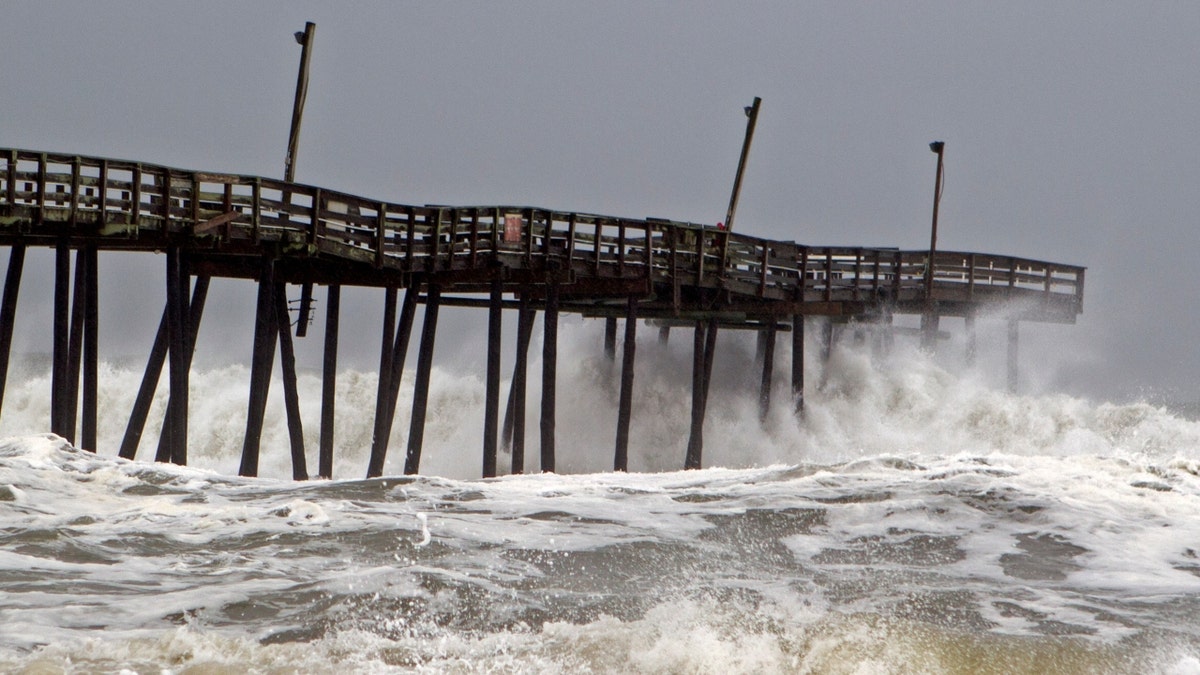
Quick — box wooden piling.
[540,279,559,472]
[0,245,25,421]
[613,296,637,471]
[164,247,189,465]
[658,325,670,346]
[1007,318,1019,393]
[404,284,440,475]
[318,284,340,479]
[367,287,398,478]
[503,290,534,474]
[51,240,70,438]
[81,246,98,451]
[366,285,419,478]
[483,277,503,478]
[759,322,776,422]
[65,248,87,444]
[122,276,208,461]
[273,282,308,480]
[964,310,978,366]
[239,258,277,477]
[685,321,706,470]
[604,316,617,361]
[155,273,209,463]
[791,314,804,415]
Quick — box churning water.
[2,324,1200,673]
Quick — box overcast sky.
[3,2,1198,404]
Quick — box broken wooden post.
[273,281,307,480]
[404,284,441,475]
[483,276,503,478]
[613,296,637,471]
[239,257,277,477]
[318,284,340,479]
[0,245,25,422]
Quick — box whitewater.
[2,322,1200,673]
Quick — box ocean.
[1,324,1199,674]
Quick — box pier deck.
[0,148,1085,477]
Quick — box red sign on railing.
[504,213,522,243]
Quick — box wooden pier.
[0,148,1085,478]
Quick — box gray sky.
[3,2,1198,403]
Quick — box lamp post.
[288,22,316,337]
[922,140,945,350]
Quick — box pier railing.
[1,149,1083,316]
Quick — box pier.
[0,148,1084,479]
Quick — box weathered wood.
[121,277,207,460]
[613,296,637,471]
[483,276,503,478]
[404,284,441,475]
[503,290,535,474]
[965,310,977,367]
[65,248,87,444]
[791,314,804,415]
[81,245,98,451]
[164,246,189,465]
[759,321,776,422]
[239,257,277,477]
[273,282,308,480]
[155,273,209,463]
[0,245,25,422]
[51,240,70,438]
[1007,318,1019,393]
[604,316,617,361]
[540,278,559,472]
[318,283,340,479]
[685,321,706,470]
[367,287,398,478]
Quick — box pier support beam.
[604,317,617,361]
[965,310,978,367]
[367,287,398,478]
[367,285,419,478]
[483,277,503,478]
[1007,318,1019,393]
[404,285,441,475]
[51,241,70,438]
[122,276,208,461]
[274,282,308,480]
[613,296,637,472]
[0,245,25,422]
[540,279,560,472]
[791,314,804,416]
[239,258,277,477]
[81,246,98,452]
[163,247,190,465]
[921,306,940,353]
[318,284,340,479]
[759,321,777,422]
[65,249,88,445]
[503,290,534,474]
[819,318,834,390]
[686,319,718,469]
